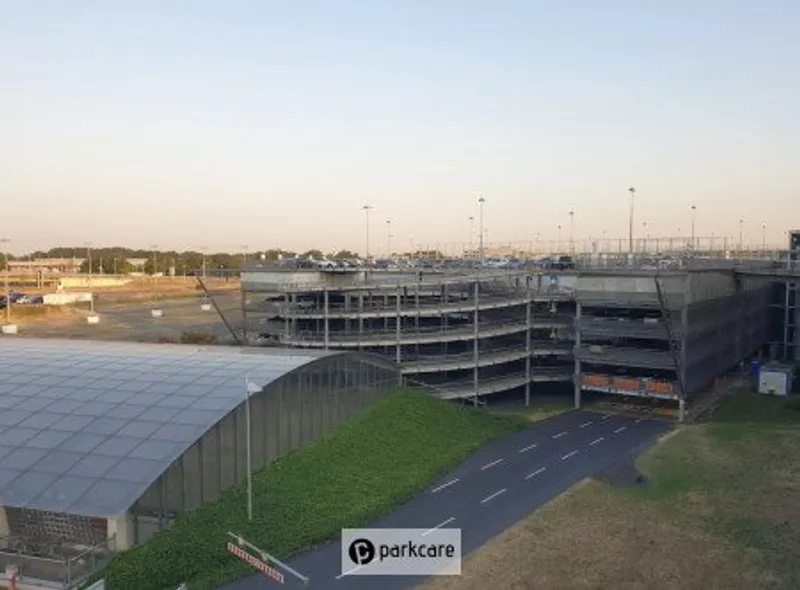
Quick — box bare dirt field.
[6,278,244,344]
[420,394,800,590]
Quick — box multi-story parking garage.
[243,271,575,403]
[241,247,800,419]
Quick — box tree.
[80,256,133,274]
[301,249,324,260]
[333,249,358,259]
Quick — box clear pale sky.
[1,0,798,255]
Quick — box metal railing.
[281,317,573,345]
[0,534,115,588]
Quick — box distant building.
[7,257,148,274]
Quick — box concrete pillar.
[107,512,135,550]
[525,276,532,406]
[395,285,402,364]
[680,305,689,396]
[323,290,330,351]
[573,301,582,409]
[357,294,364,349]
[472,280,480,406]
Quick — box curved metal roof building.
[0,338,399,559]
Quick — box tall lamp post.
[85,242,95,315]
[478,197,486,265]
[362,205,373,261]
[690,205,697,251]
[468,216,474,257]
[762,223,767,251]
[628,186,636,255]
[386,220,392,258]
[557,224,562,253]
[1,238,11,326]
[568,209,575,254]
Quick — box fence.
[0,534,115,588]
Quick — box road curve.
[219,410,669,589]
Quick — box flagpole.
[245,376,253,521]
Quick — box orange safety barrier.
[581,374,611,388]
[611,377,642,391]
[645,380,675,395]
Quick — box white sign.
[341,528,461,577]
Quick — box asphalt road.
[220,409,670,590]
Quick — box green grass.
[92,389,527,590]
[632,392,800,588]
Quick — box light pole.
[151,244,160,308]
[557,224,562,253]
[568,209,575,254]
[386,220,392,258]
[242,245,249,267]
[642,221,648,252]
[468,216,474,256]
[628,186,636,255]
[362,205,373,261]
[762,223,767,251]
[1,238,10,325]
[739,219,744,251]
[690,205,696,250]
[85,242,95,314]
[478,197,486,264]
[201,246,208,278]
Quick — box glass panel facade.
[0,339,334,518]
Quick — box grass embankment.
[490,402,573,424]
[94,389,527,590]
[423,393,800,590]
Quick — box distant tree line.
[0,246,446,274]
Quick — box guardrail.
[280,317,574,347]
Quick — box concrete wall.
[57,277,131,289]
[129,355,398,544]
[683,284,772,393]
[576,274,686,307]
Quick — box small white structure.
[758,364,794,397]
[1,324,18,335]
[201,302,212,311]
[151,309,163,318]
[87,314,100,324]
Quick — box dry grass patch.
[491,403,573,424]
[422,479,769,590]
[421,393,800,590]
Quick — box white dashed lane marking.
[589,437,604,446]
[561,450,579,460]
[422,517,455,536]
[525,467,547,480]
[431,479,459,493]
[579,420,593,428]
[481,488,507,504]
[614,426,627,434]
[481,458,504,471]
[552,431,568,439]
[518,443,538,453]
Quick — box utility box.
[758,364,794,397]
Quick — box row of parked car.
[273,255,577,272]
[0,291,44,309]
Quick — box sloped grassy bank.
[91,389,528,590]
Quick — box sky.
[1,0,798,255]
